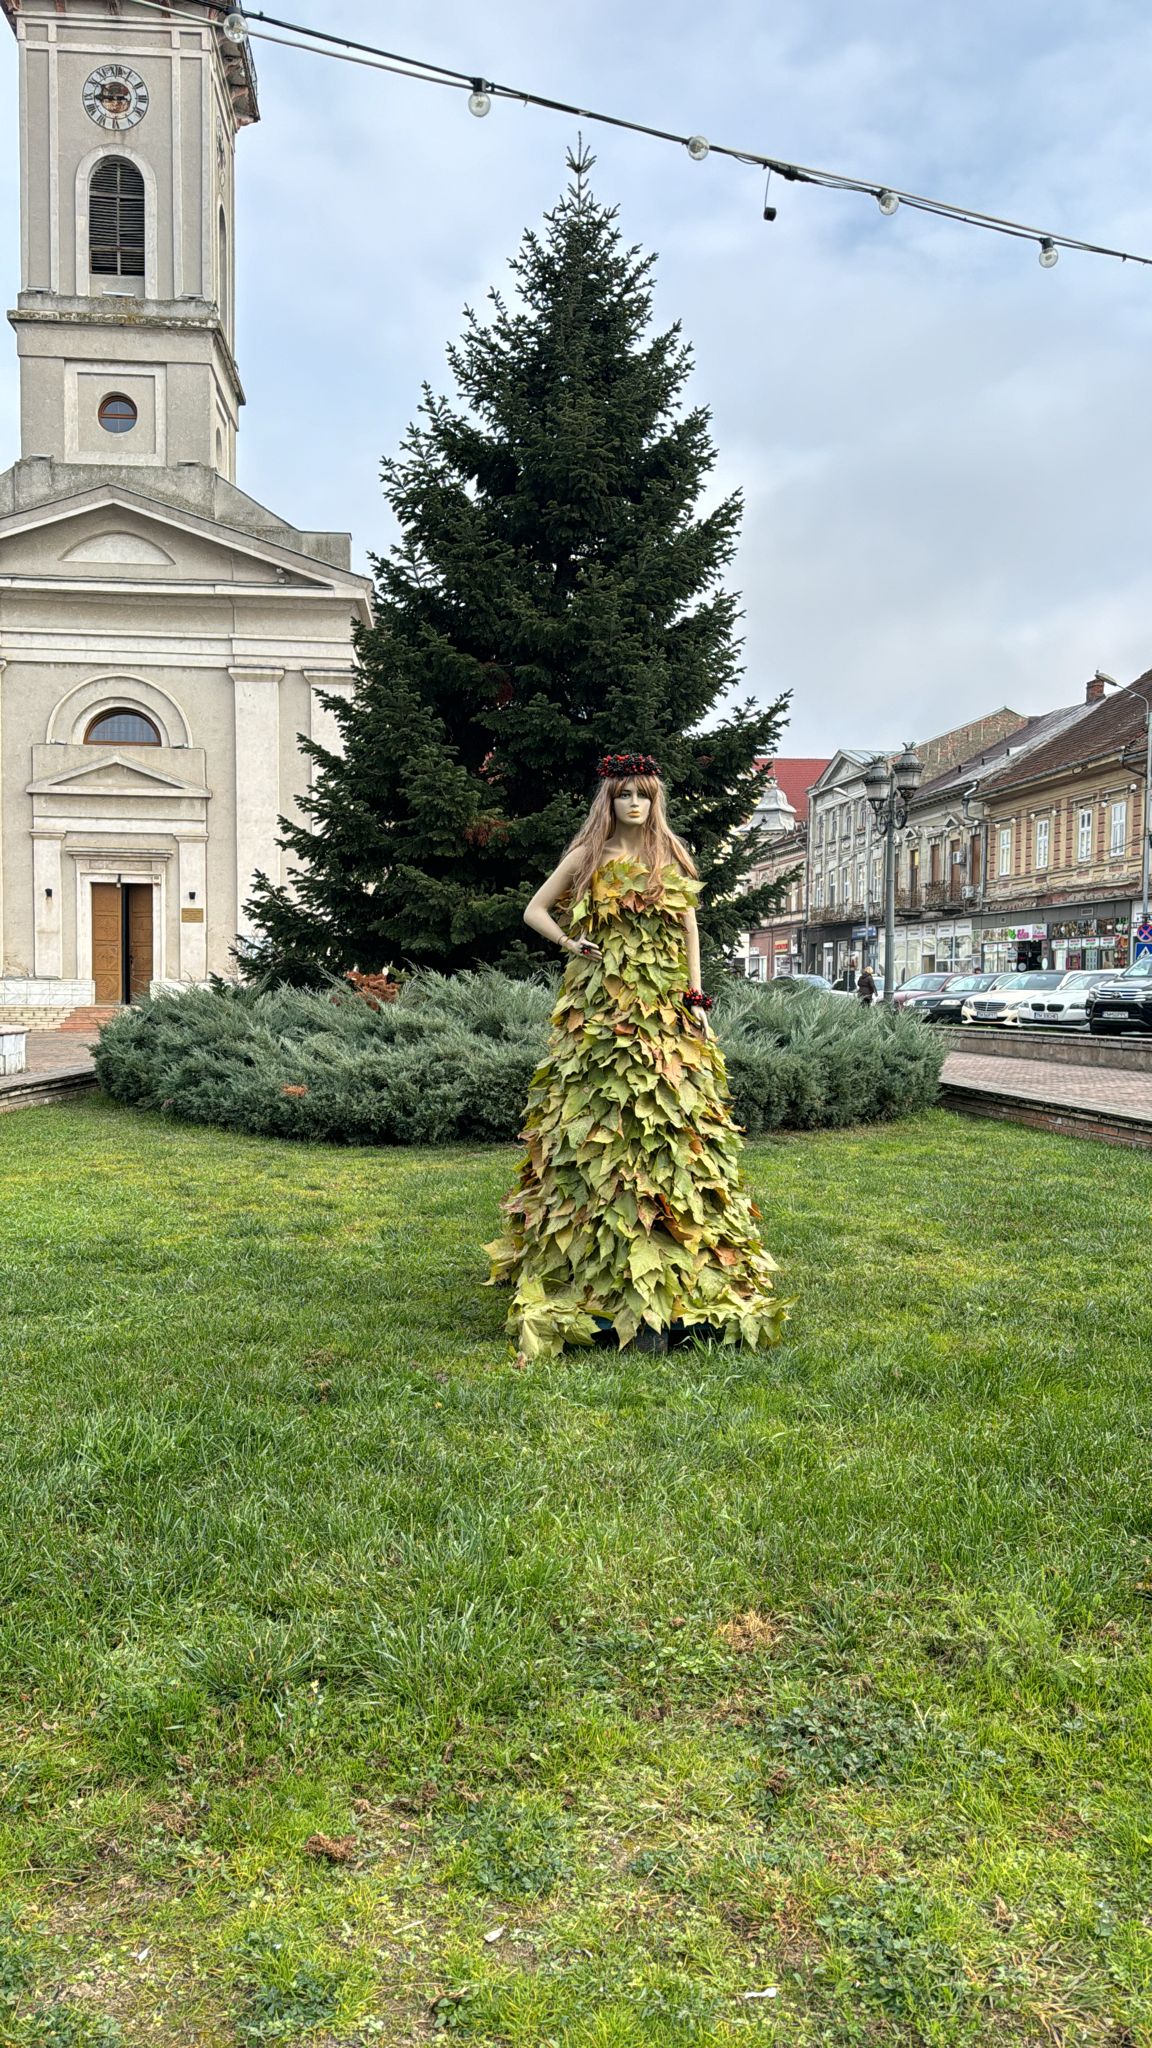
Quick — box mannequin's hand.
[565,937,602,962]
[688,1004,713,1039]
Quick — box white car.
[960,970,1067,1025]
[1016,969,1118,1028]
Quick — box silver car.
[960,970,1067,1025]
[1017,969,1117,1028]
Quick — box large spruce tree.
[244,150,789,981]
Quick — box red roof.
[758,758,830,825]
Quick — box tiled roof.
[978,672,1152,795]
[913,700,1097,805]
[764,758,830,823]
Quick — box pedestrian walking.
[857,966,878,1006]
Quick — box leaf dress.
[486,856,788,1358]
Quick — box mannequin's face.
[613,780,651,829]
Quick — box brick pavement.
[942,1050,1152,1125]
[23,1029,97,1077]
[0,1029,96,1110]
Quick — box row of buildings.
[739,673,1152,984]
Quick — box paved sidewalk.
[24,1030,97,1077]
[0,1029,96,1111]
[942,1050,1152,1126]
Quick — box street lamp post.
[863,745,923,1003]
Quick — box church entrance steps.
[56,1005,121,1034]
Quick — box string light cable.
[135,0,1151,270]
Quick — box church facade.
[0,0,370,1019]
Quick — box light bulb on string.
[1038,238,1059,268]
[468,81,492,117]
[221,9,248,40]
[685,136,709,162]
[876,189,899,216]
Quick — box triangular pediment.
[0,482,370,606]
[28,754,210,799]
[810,751,877,793]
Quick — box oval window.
[84,708,161,745]
[98,393,138,434]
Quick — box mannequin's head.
[613,777,653,830]
[565,764,697,906]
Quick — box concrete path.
[941,1048,1152,1145]
[0,1030,96,1112]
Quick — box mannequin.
[486,754,787,1359]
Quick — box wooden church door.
[91,883,154,1003]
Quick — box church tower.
[0,0,370,1016]
[9,0,256,481]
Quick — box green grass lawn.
[0,1099,1150,2047]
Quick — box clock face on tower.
[83,65,150,131]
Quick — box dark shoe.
[632,1323,669,1354]
[670,1320,723,1348]
[591,1317,617,1349]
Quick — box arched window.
[218,205,229,331]
[84,708,161,745]
[90,157,146,278]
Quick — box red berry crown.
[596,751,661,780]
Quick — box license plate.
[1099,1007,1128,1016]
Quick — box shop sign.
[851,924,877,938]
[773,937,791,953]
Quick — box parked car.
[1085,958,1152,1034]
[960,970,1068,1025]
[1017,969,1117,1028]
[770,973,837,994]
[892,972,956,1011]
[918,971,1002,1022]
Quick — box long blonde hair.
[565,773,698,911]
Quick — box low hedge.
[92,972,944,1145]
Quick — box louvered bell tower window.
[89,157,146,279]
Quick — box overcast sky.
[1,0,1150,753]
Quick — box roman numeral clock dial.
[83,65,150,132]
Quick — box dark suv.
[1085,958,1152,1034]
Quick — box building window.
[814,878,824,910]
[84,708,161,745]
[89,155,146,278]
[998,826,1012,876]
[98,393,138,434]
[856,861,865,902]
[1110,800,1128,857]
[1077,807,1093,862]
[1035,817,1050,870]
[827,873,836,907]
[218,205,230,331]
[840,866,850,905]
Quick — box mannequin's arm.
[682,907,713,1037]
[523,852,602,959]
[684,908,703,991]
